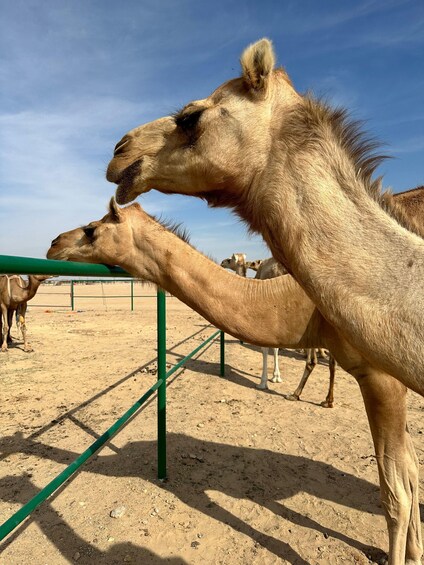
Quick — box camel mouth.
[115,184,143,205]
[114,160,145,204]
[46,247,63,261]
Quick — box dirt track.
[1,282,423,564]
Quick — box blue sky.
[1,0,423,262]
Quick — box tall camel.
[106,38,424,400]
[0,275,49,352]
[47,199,423,564]
[221,254,282,388]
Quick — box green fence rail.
[30,279,169,311]
[0,254,225,543]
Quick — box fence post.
[70,280,74,311]
[157,289,167,480]
[130,279,134,311]
[220,331,225,376]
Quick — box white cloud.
[0,96,194,257]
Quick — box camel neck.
[254,152,424,391]
[128,225,316,348]
[25,276,41,298]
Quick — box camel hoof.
[24,347,34,353]
[320,400,333,408]
[256,383,268,390]
[1,346,8,353]
[270,375,282,383]
[284,393,299,402]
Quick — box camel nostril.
[114,136,130,156]
[50,236,60,246]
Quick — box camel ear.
[240,38,275,91]
[108,197,123,222]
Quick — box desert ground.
[1,281,423,564]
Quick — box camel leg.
[7,309,13,343]
[270,348,282,383]
[317,348,328,359]
[285,348,317,401]
[257,347,269,389]
[18,303,32,352]
[358,371,422,565]
[320,354,336,408]
[1,304,9,352]
[21,317,31,352]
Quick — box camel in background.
[220,253,247,276]
[221,253,282,388]
[221,253,334,396]
[251,257,336,400]
[48,197,423,564]
[245,259,262,272]
[221,250,334,405]
[0,275,50,352]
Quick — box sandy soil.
[1,282,423,564]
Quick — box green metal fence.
[28,278,165,311]
[0,254,226,543]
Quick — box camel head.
[245,259,263,272]
[107,38,300,207]
[47,199,142,266]
[220,253,246,270]
[220,253,247,277]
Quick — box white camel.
[221,254,282,388]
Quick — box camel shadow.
[0,432,389,563]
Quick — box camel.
[254,259,335,403]
[106,38,424,400]
[47,198,423,564]
[220,253,247,276]
[0,275,49,352]
[253,257,285,388]
[245,259,262,272]
[223,252,335,403]
[221,253,283,387]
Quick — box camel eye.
[83,226,96,240]
[175,109,203,131]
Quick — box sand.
[1,281,423,564]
